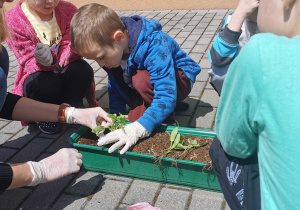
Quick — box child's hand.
[34,43,53,66]
[97,121,150,154]
[235,0,259,19]
[228,0,259,32]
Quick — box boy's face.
[82,41,124,69]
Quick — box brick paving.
[0,9,234,210]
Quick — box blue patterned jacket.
[104,15,201,133]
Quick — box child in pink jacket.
[6,0,98,134]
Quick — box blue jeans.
[209,136,261,210]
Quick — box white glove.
[66,107,112,130]
[97,121,150,155]
[27,148,82,186]
[34,43,53,66]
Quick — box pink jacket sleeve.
[6,11,58,74]
[56,2,82,67]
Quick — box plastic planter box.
[68,125,221,192]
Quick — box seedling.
[164,127,206,155]
[91,113,129,136]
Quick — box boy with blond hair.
[209,0,300,209]
[70,4,201,154]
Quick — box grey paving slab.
[0,147,18,162]
[0,133,13,145]
[174,115,191,127]
[0,119,10,129]
[52,194,88,210]
[94,68,108,77]
[0,188,32,210]
[1,121,24,133]
[199,89,220,108]
[199,58,211,68]
[196,68,210,82]
[46,126,80,153]
[188,81,206,98]
[95,83,108,100]
[191,44,209,53]
[20,175,75,210]
[122,180,161,205]
[84,179,130,210]
[190,107,217,129]
[9,137,54,163]
[189,189,225,210]
[65,170,104,196]
[189,52,203,63]
[2,126,39,148]
[154,187,191,210]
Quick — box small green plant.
[164,127,206,156]
[91,113,129,135]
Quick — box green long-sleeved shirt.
[216,33,300,210]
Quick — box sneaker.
[175,101,189,112]
[37,122,62,134]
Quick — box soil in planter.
[78,129,213,165]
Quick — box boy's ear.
[113,30,125,43]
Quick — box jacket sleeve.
[208,15,242,67]
[57,3,82,67]
[136,32,177,133]
[0,163,13,192]
[5,10,58,74]
[207,15,242,95]
[5,28,58,74]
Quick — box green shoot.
[91,113,129,135]
[163,127,206,156]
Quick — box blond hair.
[70,3,126,55]
[0,8,9,51]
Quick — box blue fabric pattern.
[106,16,201,133]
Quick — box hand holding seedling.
[67,107,112,131]
[97,121,150,154]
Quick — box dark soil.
[78,130,212,164]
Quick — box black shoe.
[37,122,62,134]
[175,101,189,112]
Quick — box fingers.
[97,132,120,146]
[101,121,111,127]
[108,140,126,153]
[76,151,82,159]
[76,159,82,167]
[102,114,113,123]
[120,142,131,155]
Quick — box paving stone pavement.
[0,9,234,210]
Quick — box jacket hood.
[121,15,162,55]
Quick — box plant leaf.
[172,134,181,148]
[91,125,106,135]
[170,127,178,142]
[174,143,189,150]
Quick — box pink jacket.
[6,1,99,113]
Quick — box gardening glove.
[34,43,53,66]
[27,148,82,186]
[66,107,112,130]
[97,121,150,155]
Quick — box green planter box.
[68,125,221,192]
